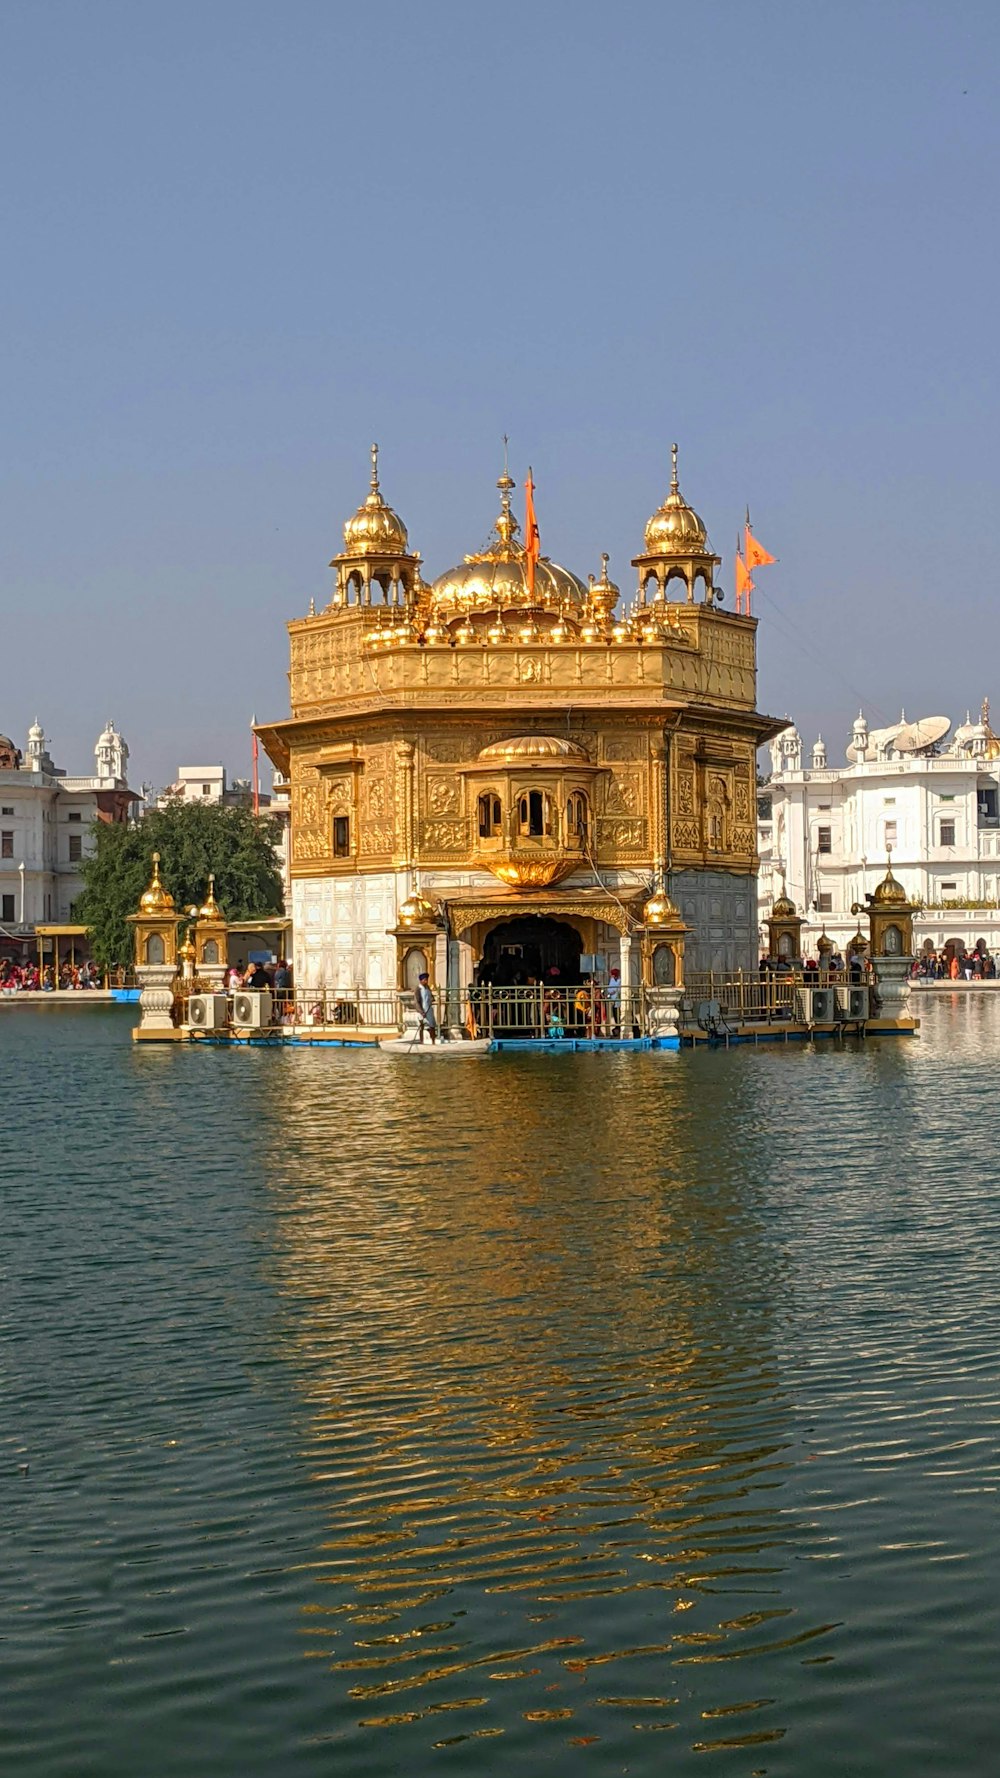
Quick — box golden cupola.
[632,442,721,606]
[429,463,588,628]
[139,851,174,913]
[329,444,421,610]
[870,859,908,905]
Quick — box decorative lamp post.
[194,875,228,991]
[865,852,917,1023]
[765,886,804,968]
[126,853,180,1039]
[640,879,688,1043]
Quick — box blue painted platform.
[488,1035,673,1053]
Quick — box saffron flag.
[745,528,776,570]
[524,468,540,598]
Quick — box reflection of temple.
[257,445,782,994]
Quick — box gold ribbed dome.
[871,860,908,905]
[341,444,409,557]
[139,852,174,913]
[430,467,587,621]
[644,443,708,556]
[770,890,797,917]
[398,890,437,927]
[643,883,683,927]
[478,735,589,763]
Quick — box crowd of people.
[224,958,293,994]
[0,958,103,992]
[911,946,997,980]
[465,967,629,1040]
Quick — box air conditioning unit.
[835,984,869,1022]
[187,993,229,1031]
[796,986,835,1024]
[230,989,273,1030]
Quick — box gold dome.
[642,883,683,928]
[643,443,709,556]
[178,933,197,963]
[477,734,589,763]
[398,889,437,928]
[199,874,222,920]
[139,852,174,914]
[871,859,908,905]
[770,890,797,917]
[429,466,587,621]
[340,444,409,558]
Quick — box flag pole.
[251,714,260,816]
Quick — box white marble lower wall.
[670,871,758,974]
[292,872,401,993]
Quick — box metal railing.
[682,968,869,1024]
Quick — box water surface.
[2,998,999,1775]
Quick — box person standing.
[415,972,437,1045]
[606,966,623,1036]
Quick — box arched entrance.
[477,916,584,986]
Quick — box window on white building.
[68,811,82,822]
[940,820,956,846]
[1,894,14,922]
[885,820,897,847]
[1,806,12,817]
[1,831,12,858]
[202,783,212,797]
[815,892,833,913]
[817,826,832,854]
[942,881,957,897]
[68,834,83,862]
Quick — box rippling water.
[3,998,1000,1775]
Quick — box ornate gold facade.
[258,446,782,985]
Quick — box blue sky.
[2,0,998,787]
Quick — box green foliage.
[76,800,284,970]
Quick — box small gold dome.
[178,932,197,963]
[770,891,797,917]
[871,860,908,904]
[139,852,174,913]
[643,884,682,927]
[341,444,409,558]
[643,443,709,556]
[478,735,589,763]
[199,874,222,920]
[398,890,437,928]
[817,931,834,955]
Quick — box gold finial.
[370,442,380,493]
[139,849,174,913]
[670,442,679,493]
[982,695,991,726]
[494,439,519,550]
[308,595,315,616]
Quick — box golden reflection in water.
[256,1053,818,1753]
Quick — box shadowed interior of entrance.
[477,916,584,986]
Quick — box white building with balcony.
[0,721,138,949]
[758,704,1000,958]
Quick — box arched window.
[777,932,795,960]
[883,924,903,955]
[202,938,219,964]
[477,791,502,838]
[652,943,675,985]
[145,932,164,964]
[566,791,588,843]
[403,947,427,990]
[518,789,551,838]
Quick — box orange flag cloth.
[745,529,776,570]
[524,469,540,598]
[735,551,753,611]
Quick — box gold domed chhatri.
[140,851,174,913]
[198,873,222,919]
[342,443,409,557]
[644,443,709,555]
[871,853,908,905]
[478,735,589,764]
[397,888,438,928]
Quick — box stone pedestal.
[871,955,913,1022]
[135,964,178,1035]
[645,987,683,1043]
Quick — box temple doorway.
[477,916,584,986]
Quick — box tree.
[76,800,285,971]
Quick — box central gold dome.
[430,469,587,621]
[643,443,709,556]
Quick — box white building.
[0,721,138,944]
[759,704,1000,957]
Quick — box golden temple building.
[257,444,783,998]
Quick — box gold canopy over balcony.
[461,735,601,888]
